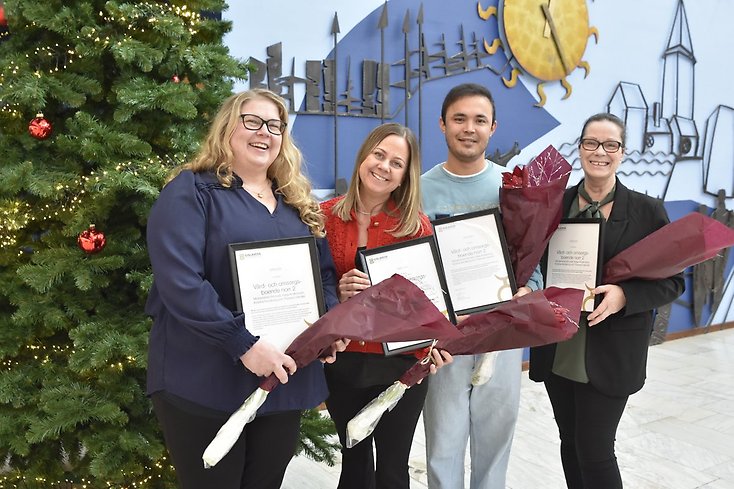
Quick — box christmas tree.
[0,1,336,487]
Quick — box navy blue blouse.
[145,170,338,414]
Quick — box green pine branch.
[297,409,340,466]
[0,1,260,486]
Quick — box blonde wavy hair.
[333,123,423,237]
[180,88,325,237]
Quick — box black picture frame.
[229,236,325,351]
[545,218,604,312]
[431,208,518,316]
[358,236,455,355]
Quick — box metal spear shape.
[417,4,425,143]
[378,2,388,123]
[331,12,340,193]
[402,9,411,127]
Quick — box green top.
[551,189,610,383]
[552,314,590,382]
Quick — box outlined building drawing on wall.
[553,0,734,330]
[558,0,732,205]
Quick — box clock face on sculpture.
[479,0,598,107]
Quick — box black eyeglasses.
[239,114,287,136]
[580,139,623,153]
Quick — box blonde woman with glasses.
[146,89,346,489]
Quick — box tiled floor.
[282,328,734,488]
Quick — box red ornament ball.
[77,225,106,254]
[171,74,180,83]
[28,113,52,140]
[0,5,7,28]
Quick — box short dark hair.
[580,113,626,148]
[440,83,496,124]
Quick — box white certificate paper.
[546,220,603,312]
[432,209,516,315]
[360,237,453,354]
[230,237,324,351]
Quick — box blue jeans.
[423,350,522,489]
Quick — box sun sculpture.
[479,0,599,107]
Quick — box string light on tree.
[30,43,78,73]
[0,0,253,484]
[98,2,202,35]
[0,157,171,252]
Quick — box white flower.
[471,351,498,386]
[202,387,269,468]
[345,381,407,448]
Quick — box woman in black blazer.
[529,113,685,489]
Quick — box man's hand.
[513,285,532,298]
[428,349,453,374]
[417,349,454,384]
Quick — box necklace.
[356,204,385,216]
[357,199,387,216]
[243,179,271,199]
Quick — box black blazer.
[529,179,685,397]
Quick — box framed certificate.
[359,236,455,355]
[545,218,604,313]
[432,209,517,316]
[229,236,325,352]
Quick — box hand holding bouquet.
[203,274,460,468]
[469,146,572,385]
[345,287,583,446]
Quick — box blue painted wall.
[226,0,734,332]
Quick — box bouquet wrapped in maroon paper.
[500,144,572,286]
[436,286,581,353]
[345,287,583,447]
[344,343,436,448]
[469,146,572,386]
[603,212,734,283]
[203,274,461,468]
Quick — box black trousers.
[544,373,629,489]
[152,393,301,489]
[326,380,428,489]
